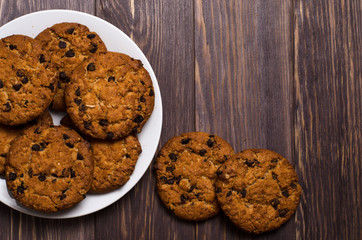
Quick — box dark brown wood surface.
[0,0,360,239]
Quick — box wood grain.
[95,0,195,239]
[0,1,96,240]
[194,0,294,239]
[294,0,361,239]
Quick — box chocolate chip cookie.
[5,125,93,212]
[215,149,302,234]
[36,23,107,111]
[65,52,154,140]
[0,110,53,175]
[60,115,142,193]
[0,35,57,125]
[155,132,235,221]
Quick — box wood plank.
[194,0,294,239]
[0,1,96,240]
[294,0,361,239]
[95,0,195,239]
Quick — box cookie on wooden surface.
[215,149,302,234]
[65,51,154,140]
[155,132,235,221]
[36,22,107,111]
[5,125,93,212]
[0,35,56,125]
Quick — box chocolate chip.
[140,96,146,102]
[28,169,33,178]
[66,28,75,34]
[199,149,207,156]
[70,169,76,178]
[131,127,138,134]
[16,70,25,77]
[140,80,145,85]
[9,172,16,181]
[181,138,190,144]
[40,142,48,149]
[57,81,61,88]
[87,63,96,71]
[9,44,17,50]
[65,49,75,57]
[106,132,114,139]
[21,77,28,84]
[279,209,289,217]
[271,198,280,210]
[226,191,232,197]
[37,175,46,181]
[13,84,22,91]
[75,87,81,96]
[168,153,177,161]
[125,154,131,158]
[84,121,91,130]
[282,189,289,198]
[188,185,196,193]
[51,173,58,177]
[239,188,247,198]
[215,187,221,193]
[58,41,67,49]
[87,34,96,39]
[271,158,279,163]
[79,104,86,111]
[137,105,142,111]
[159,176,167,182]
[245,159,259,168]
[180,195,186,204]
[31,144,41,151]
[3,102,11,112]
[99,119,108,126]
[175,175,182,184]
[59,71,68,81]
[216,170,222,176]
[207,139,214,147]
[149,89,154,96]
[48,83,55,91]
[0,80,3,88]
[77,153,84,160]
[134,115,144,123]
[108,76,115,82]
[272,172,278,180]
[65,142,74,148]
[63,134,70,140]
[39,54,46,63]
[59,194,66,200]
[17,184,25,194]
[90,43,98,53]
[166,178,175,184]
[166,166,174,172]
[290,182,297,189]
[74,98,82,105]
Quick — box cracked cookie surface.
[0,110,53,175]
[155,132,235,221]
[215,149,302,234]
[60,115,142,193]
[0,35,57,125]
[65,51,154,140]
[5,125,93,212]
[35,22,107,111]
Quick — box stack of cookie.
[0,22,155,212]
[155,132,301,234]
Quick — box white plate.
[0,10,162,219]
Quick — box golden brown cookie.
[215,149,302,234]
[35,22,107,111]
[0,35,57,125]
[5,125,93,212]
[65,51,154,140]
[60,115,142,193]
[155,132,235,221]
[0,110,53,175]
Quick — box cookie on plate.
[0,110,53,175]
[65,51,154,140]
[35,22,107,111]
[5,125,93,212]
[61,115,142,193]
[0,35,57,125]
[215,149,302,234]
[155,132,235,221]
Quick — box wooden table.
[0,1,360,239]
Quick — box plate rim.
[0,9,163,219]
